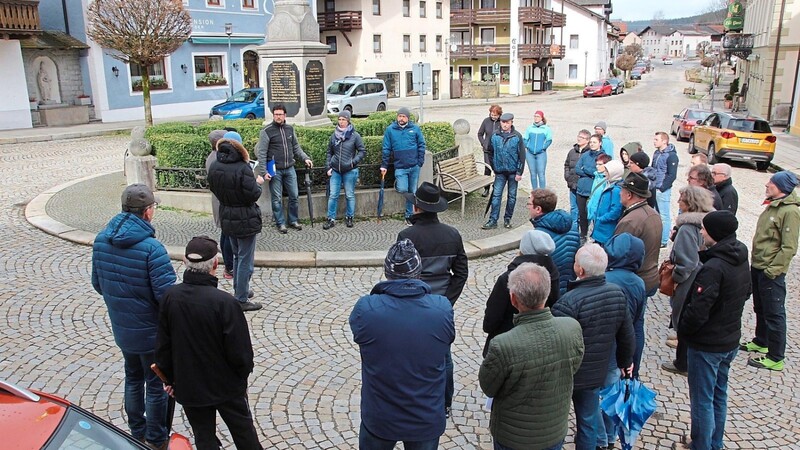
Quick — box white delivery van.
[326,76,388,115]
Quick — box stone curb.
[25,172,524,267]
[0,128,130,145]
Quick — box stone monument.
[33,57,61,105]
[125,126,157,190]
[257,0,330,126]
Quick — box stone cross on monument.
[258,0,330,126]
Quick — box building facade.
[0,0,41,130]
[550,0,612,87]
[318,0,451,101]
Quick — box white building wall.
[0,40,33,130]
[551,0,603,86]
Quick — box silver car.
[326,76,388,115]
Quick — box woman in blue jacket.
[523,110,552,190]
[574,134,603,240]
[588,159,624,245]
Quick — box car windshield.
[327,82,354,95]
[229,90,259,103]
[45,407,141,449]
[590,80,603,86]
[609,79,620,85]
[687,110,711,120]
[727,119,772,133]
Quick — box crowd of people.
[88,106,800,450]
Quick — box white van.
[326,76,388,115]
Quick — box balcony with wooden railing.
[317,11,362,32]
[451,6,565,27]
[451,43,565,60]
[519,43,565,59]
[0,0,40,38]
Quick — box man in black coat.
[398,181,468,417]
[711,163,739,214]
[552,243,634,450]
[207,131,263,311]
[677,211,749,450]
[563,129,591,228]
[155,236,262,450]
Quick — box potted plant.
[29,97,38,110]
[76,93,91,106]
[196,73,227,87]
[132,78,169,92]
[724,93,733,109]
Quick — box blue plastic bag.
[599,378,657,450]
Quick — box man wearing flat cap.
[155,236,261,450]
[741,170,800,371]
[398,181,468,416]
[350,239,455,449]
[92,183,176,449]
[677,210,750,450]
[380,107,427,224]
[484,112,525,230]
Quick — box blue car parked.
[209,88,264,120]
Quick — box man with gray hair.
[552,243,635,450]
[480,263,584,450]
[155,236,261,449]
[711,163,738,214]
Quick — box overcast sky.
[610,0,707,21]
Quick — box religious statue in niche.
[33,57,62,104]
[37,62,52,102]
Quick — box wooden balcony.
[317,11,362,32]
[0,0,40,38]
[451,7,565,27]
[519,43,565,59]
[451,43,565,60]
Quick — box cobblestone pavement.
[2,63,800,449]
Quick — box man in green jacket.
[479,263,584,450]
[741,171,800,371]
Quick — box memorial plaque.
[267,61,301,116]
[305,60,325,116]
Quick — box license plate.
[740,138,760,144]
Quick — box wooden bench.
[435,153,494,217]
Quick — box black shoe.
[482,220,497,230]
[277,224,288,234]
[504,220,512,229]
[248,289,254,299]
[240,301,262,312]
[345,216,354,228]
[289,222,303,231]
[323,218,335,230]
[481,186,490,197]
[661,361,687,376]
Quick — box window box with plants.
[196,73,227,87]
[132,77,169,92]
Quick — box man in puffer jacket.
[529,188,580,294]
[92,183,177,450]
[484,113,525,230]
[380,107,427,223]
[651,131,679,247]
[552,243,634,450]
[207,131,264,312]
[324,110,366,229]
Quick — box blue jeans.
[230,234,257,303]
[688,347,737,450]
[598,367,621,448]
[327,168,359,219]
[220,231,234,272]
[445,348,454,408]
[656,188,671,245]
[122,351,168,446]
[751,268,787,361]
[572,387,600,450]
[526,151,547,189]
[269,167,300,226]
[569,190,578,230]
[394,166,420,219]
[358,422,439,450]
[494,439,563,450]
[489,173,518,223]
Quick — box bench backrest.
[437,154,480,190]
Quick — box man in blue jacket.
[595,121,614,157]
[381,107,427,224]
[350,239,455,449]
[92,183,177,450]
[484,113,525,230]
[652,131,679,247]
[528,188,580,294]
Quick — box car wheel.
[344,105,353,114]
[377,103,386,111]
[688,135,698,154]
[707,142,718,164]
[670,124,677,136]
[245,113,256,120]
[756,161,770,171]
[583,95,587,98]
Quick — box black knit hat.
[384,239,422,279]
[629,151,650,168]
[702,210,738,242]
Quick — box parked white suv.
[326,76,388,115]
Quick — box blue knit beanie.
[770,170,798,195]
[223,131,242,143]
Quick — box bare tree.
[652,10,666,25]
[616,54,636,81]
[696,41,712,59]
[87,0,192,126]
[701,0,730,23]
[623,43,644,60]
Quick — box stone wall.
[461,81,498,99]
[23,49,85,106]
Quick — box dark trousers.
[751,268,787,361]
[183,396,262,450]
[220,232,234,272]
[674,339,688,372]
[576,194,590,239]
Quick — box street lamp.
[225,22,233,96]
[584,50,588,85]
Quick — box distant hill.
[620,9,727,34]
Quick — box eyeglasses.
[711,171,723,176]
[687,175,700,181]
[273,112,286,116]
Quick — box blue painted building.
[40,0,281,122]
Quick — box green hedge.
[362,136,384,164]
[420,122,455,152]
[295,126,335,166]
[150,134,211,168]
[144,122,195,141]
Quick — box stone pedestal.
[125,155,157,191]
[39,105,89,126]
[420,150,434,184]
[257,0,329,127]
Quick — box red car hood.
[0,390,68,449]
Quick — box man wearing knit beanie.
[381,108,427,224]
[741,170,800,371]
[594,121,614,157]
[350,239,454,448]
[677,209,750,449]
